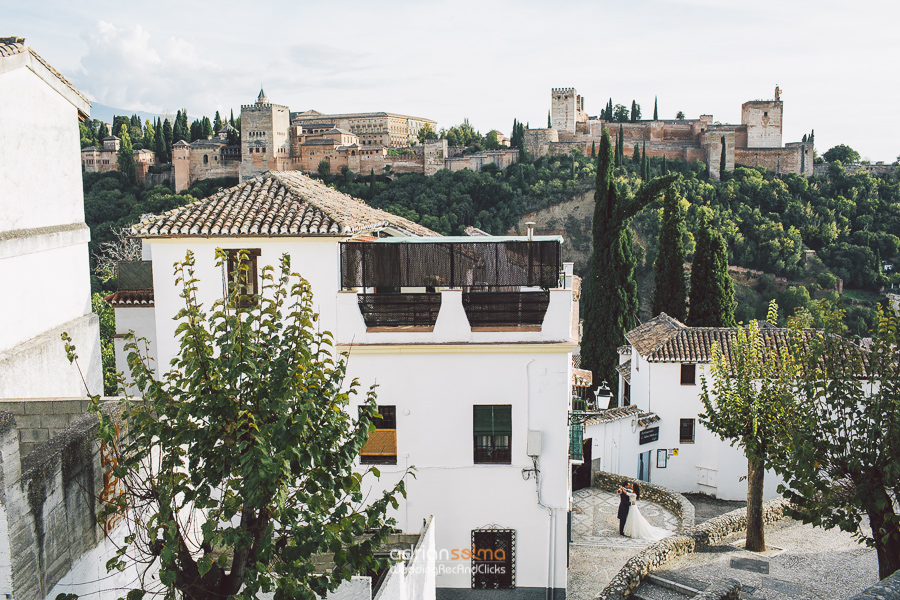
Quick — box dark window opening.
[360,405,397,465]
[680,363,696,385]
[473,405,511,464]
[226,249,261,308]
[623,381,631,406]
[471,529,515,589]
[680,418,695,444]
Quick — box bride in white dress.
[622,484,675,541]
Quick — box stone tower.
[742,96,783,148]
[239,88,291,181]
[550,88,585,135]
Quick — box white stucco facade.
[117,231,575,598]
[0,38,102,398]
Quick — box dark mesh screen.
[357,293,442,327]
[340,241,560,289]
[463,291,550,326]
[117,261,153,290]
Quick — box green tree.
[485,130,500,150]
[653,185,687,320]
[163,118,174,162]
[130,114,141,128]
[318,159,331,179]
[688,210,737,327]
[202,116,214,139]
[823,144,860,164]
[79,121,98,148]
[91,293,117,395]
[591,141,596,158]
[776,303,900,579]
[653,97,658,121]
[214,110,223,131]
[417,123,438,143]
[155,118,167,162]
[632,143,641,165]
[116,124,136,184]
[69,251,406,600]
[630,100,641,122]
[98,121,110,140]
[548,110,552,128]
[581,129,674,398]
[143,119,156,150]
[173,109,187,143]
[230,109,235,127]
[676,111,685,120]
[613,104,629,123]
[642,141,649,180]
[700,302,797,552]
[113,115,130,135]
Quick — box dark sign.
[639,426,659,445]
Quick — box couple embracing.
[616,483,674,541]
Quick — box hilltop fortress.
[528,86,813,179]
[171,89,518,191]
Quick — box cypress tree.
[581,129,675,400]
[548,111,552,128]
[214,111,223,131]
[719,135,727,180]
[230,109,235,127]
[662,154,667,175]
[653,97,658,121]
[162,118,174,163]
[130,114,141,128]
[591,141,596,158]
[369,168,376,200]
[642,141,648,180]
[809,129,815,145]
[687,210,736,327]
[155,118,166,162]
[652,186,687,320]
[98,122,110,140]
[617,124,624,167]
[632,143,641,165]
[117,124,136,184]
[202,116,214,139]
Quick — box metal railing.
[357,293,441,327]
[462,291,550,327]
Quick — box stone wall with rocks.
[593,470,695,530]
[847,569,900,600]
[0,397,95,457]
[0,409,109,599]
[593,469,791,600]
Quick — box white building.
[584,313,785,502]
[112,170,576,598]
[0,36,102,398]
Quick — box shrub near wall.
[592,470,790,600]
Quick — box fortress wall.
[735,144,809,175]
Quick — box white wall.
[0,67,85,232]
[343,349,570,593]
[622,358,783,501]
[113,306,157,396]
[585,416,641,479]
[146,238,345,369]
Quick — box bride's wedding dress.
[623,492,675,541]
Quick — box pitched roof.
[1,37,90,118]
[104,290,154,307]
[133,171,440,238]
[625,313,818,364]
[616,359,632,383]
[572,368,592,388]
[583,405,640,426]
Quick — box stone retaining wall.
[593,471,790,600]
[593,470,695,530]
[848,569,900,599]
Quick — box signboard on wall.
[639,426,659,445]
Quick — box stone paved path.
[568,488,680,600]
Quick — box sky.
[6,0,900,162]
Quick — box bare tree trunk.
[745,456,766,552]
[867,495,900,580]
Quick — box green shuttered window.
[474,405,511,464]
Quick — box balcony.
[335,237,575,345]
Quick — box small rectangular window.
[360,405,397,465]
[226,249,261,308]
[680,418,695,444]
[473,405,511,464]
[680,363,696,385]
[471,529,515,589]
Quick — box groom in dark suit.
[617,485,631,535]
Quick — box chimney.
[526,221,535,241]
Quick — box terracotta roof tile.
[616,359,632,383]
[133,171,439,238]
[583,405,641,426]
[105,291,154,306]
[0,37,26,57]
[617,345,631,355]
[572,368,592,388]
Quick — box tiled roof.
[583,405,641,426]
[105,291,154,306]
[0,37,26,57]
[616,359,631,383]
[572,368,592,388]
[638,412,660,427]
[618,345,631,355]
[624,313,854,366]
[302,138,337,146]
[133,171,440,238]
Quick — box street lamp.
[594,380,612,410]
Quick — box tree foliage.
[653,185,687,320]
[699,302,797,552]
[688,209,736,327]
[823,144,860,165]
[117,124,137,185]
[581,129,675,398]
[82,250,406,600]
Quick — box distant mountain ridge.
[88,102,185,125]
